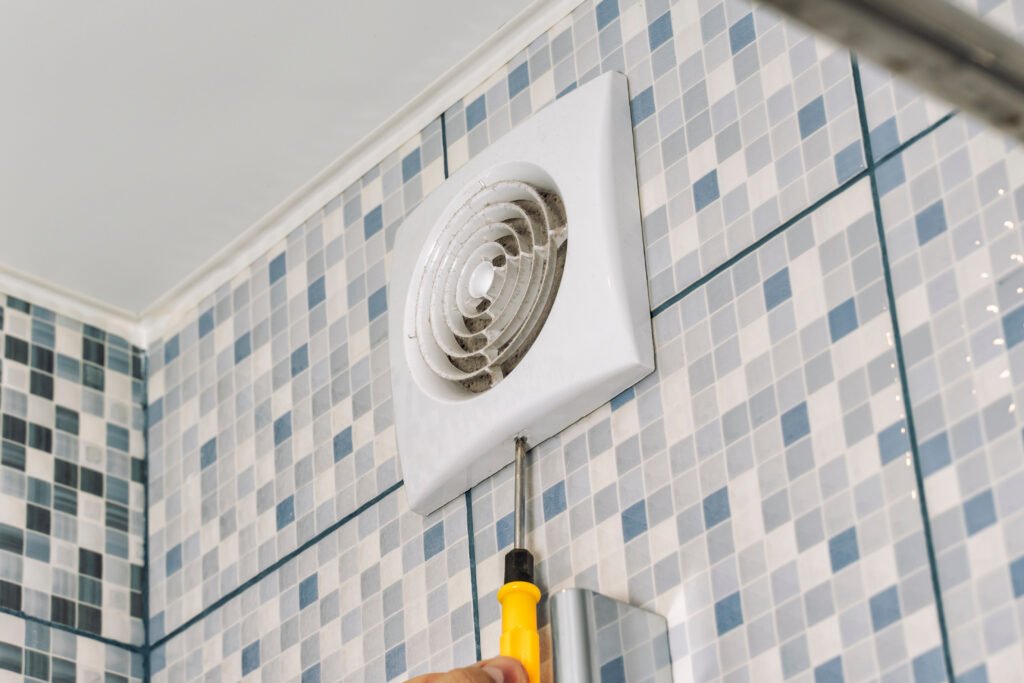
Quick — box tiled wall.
[0,612,144,682]
[145,0,1024,681]
[0,295,147,678]
[4,0,1022,681]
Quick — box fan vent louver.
[412,180,567,394]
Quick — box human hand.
[405,656,528,683]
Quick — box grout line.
[650,170,868,317]
[440,112,451,180]
[141,351,152,680]
[851,52,957,681]
[0,606,145,654]
[149,480,404,651]
[465,491,483,662]
[649,108,956,321]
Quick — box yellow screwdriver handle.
[497,580,541,683]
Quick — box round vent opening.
[412,179,568,394]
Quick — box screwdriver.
[497,437,541,683]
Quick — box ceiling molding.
[1,0,581,349]
[136,0,583,347]
[0,262,143,345]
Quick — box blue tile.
[828,298,859,342]
[878,420,910,465]
[798,97,827,139]
[276,496,295,530]
[496,512,514,550]
[401,149,421,183]
[543,481,567,521]
[876,155,906,196]
[364,206,384,239]
[198,308,215,338]
[107,424,130,452]
[763,268,792,311]
[385,643,407,680]
[1011,555,1024,598]
[302,664,321,683]
[299,574,318,610]
[466,95,487,131]
[164,335,180,364]
[729,14,755,54]
[648,12,673,51]
[911,647,946,683]
[630,87,655,126]
[508,62,530,99]
[610,386,635,411]
[714,592,743,635]
[693,170,720,212]
[423,522,445,561]
[291,345,309,377]
[269,252,287,285]
[595,0,619,30]
[815,656,844,683]
[274,412,292,446]
[200,438,217,470]
[870,118,900,158]
[869,585,901,631]
[241,641,260,676]
[600,656,626,683]
[333,427,353,462]
[781,402,811,446]
[1002,305,1024,348]
[152,645,167,673]
[963,489,996,536]
[703,487,731,529]
[166,544,182,576]
[368,287,387,320]
[829,527,859,572]
[234,332,252,364]
[915,201,948,246]
[919,433,952,477]
[957,665,988,683]
[151,612,165,641]
[834,141,864,183]
[621,501,648,542]
[307,276,326,310]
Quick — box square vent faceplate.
[390,72,654,514]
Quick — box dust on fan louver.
[414,180,568,394]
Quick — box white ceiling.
[0,0,529,314]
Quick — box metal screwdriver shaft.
[499,437,541,683]
[514,437,527,550]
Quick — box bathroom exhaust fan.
[389,72,654,514]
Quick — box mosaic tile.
[443,0,866,309]
[145,121,446,636]
[879,116,1024,681]
[858,0,1023,162]
[470,179,950,682]
[150,486,474,682]
[0,612,144,682]
[0,295,147,646]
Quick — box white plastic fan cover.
[390,72,654,514]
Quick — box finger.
[409,667,498,683]
[475,656,529,683]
